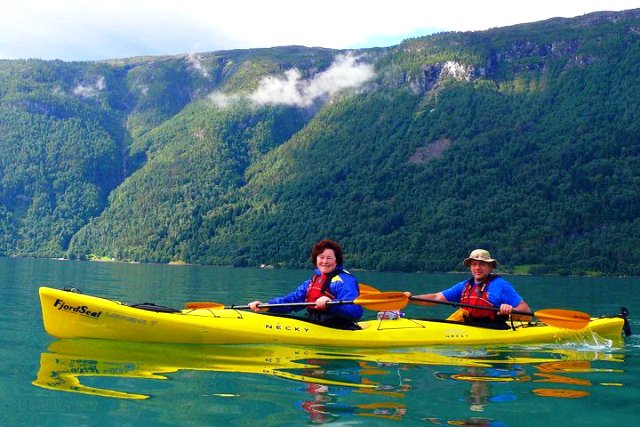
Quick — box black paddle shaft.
[226,300,356,310]
[409,296,533,317]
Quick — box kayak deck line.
[38,287,627,347]
[49,287,577,330]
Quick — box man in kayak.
[409,249,531,328]
[248,239,363,329]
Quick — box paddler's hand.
[315,296,331,309]
[248,301,267,312]
[499,304,514,316]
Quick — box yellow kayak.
[38,287,625,347]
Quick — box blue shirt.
[442,276,523,308]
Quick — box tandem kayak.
[38,287,627,347]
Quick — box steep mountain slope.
[2,10,640,275]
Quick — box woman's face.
[316,248,337,274]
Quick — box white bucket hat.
[463,249,497,267]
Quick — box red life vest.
[305,273,336,311]
[301,384,331,422]
[461,275,499,321]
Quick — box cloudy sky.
[1,0,638,62]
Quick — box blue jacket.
[267,267,363,321]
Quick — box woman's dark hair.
[310,239,343,266]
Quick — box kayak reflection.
[33,340,626,423]
[33,339,497,400]
[428,346,624,421]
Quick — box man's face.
[469,260,492,281]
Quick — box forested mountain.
[1,9,640,275]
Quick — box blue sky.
[1,0,638,61]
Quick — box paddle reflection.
[33,340,625,423]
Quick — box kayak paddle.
[358,283,380,295]
[345,284,592,330]
[409,296,591,330]
[185,291,409,312]
[185,282,387,309]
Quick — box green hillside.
[1,10,640,275]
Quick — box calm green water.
[1,257,638,426]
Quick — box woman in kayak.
[409,249,532,328]
[248,239,363,329]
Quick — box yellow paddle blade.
[446,308,467,322]
[534,309,591,330]
[359,283,381,295]
[185,301,225,309]
[354,292,408,311]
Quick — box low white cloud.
[72,75,106,98]
[186,53,209,78]
[209,54,374,108]
[248,69,309,107]
[208,91,241,108]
